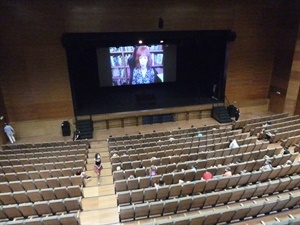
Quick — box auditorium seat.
[181,182,194,196]
[17,171,30,181]
[117,191,130,206]
[54,186,70,199]
[2,204,23,220]
[27,189,43,202]
[169,183,182,199]
[14,191,31,204]
[46,177,60,188]
[19,202,38,219]
[115,180,127,192]
[149,201,164,218]
[131,189,144,204]
[144,187,157,202]
[163,199,178,216]
[156,186,169,200]
[64,197,82,212]
[10,180,25,192]
[134,203,149,220]
[0,192,17,205]
[177,197,192,213]
[32,179,48,190]
[59,212,80,225]
[42,216,61,225]
[119,205,135,222]
[41,188,56,201]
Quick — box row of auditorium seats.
[108,124,221,142]
[119,183,300,222]
[0,185,83,205]
[0,148,88,159]
[0,167,82,182]
[111,141,270,170]
[109,137,257,159]
[0,160,85,173]
[109,127,233,147]
[114,155,298,192]
[281,134,300,147]
[0,175,84,193]
[250,118,300,137]
[0,154,87,167]
[0,212,80,225]
[1,144,89,155]
[110,134,252,157]
[109,130,242,151]
[0,197,82,221]
[232,112,288,130]
[118,173,300,208]
[1,139,90,150]
[251,123,300,143]
[243,115,300,133]
[270,128,300,143]
[112,147,282,181]
[112,145,281,174]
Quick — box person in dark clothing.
[283,147,291,155]
[73,129,81,141]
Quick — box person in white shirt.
[229,139,239,148]
[4,123,16,144]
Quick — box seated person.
[262,121,272,127]
[283,147,291,155]
[260,160,273,171]
[265,129,277,141]
[154,178,165,188]
[202,171,213,180]
[149,165,158,177]
[76,169,91,180]
[257,129,266,140]
[223,167,232,177]
[229,139,239,148]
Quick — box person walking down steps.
[94,153,103,185]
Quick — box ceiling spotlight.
[138,40,143,44]
[160,40,164,43]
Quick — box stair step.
[76,119,93,139]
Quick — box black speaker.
[61,121,71,136]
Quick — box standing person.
[4,123,16,144]
[131,45,162,85]
[94,153,103,185]
[73,129,81,141]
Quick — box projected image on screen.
[97,44,176,87]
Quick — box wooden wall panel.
[268,1,300,113]
[225,1,277,104]
[63,0,234,32]
[291,28,300,115]
[0,0,299,138]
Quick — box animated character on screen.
[131,45,162,85]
